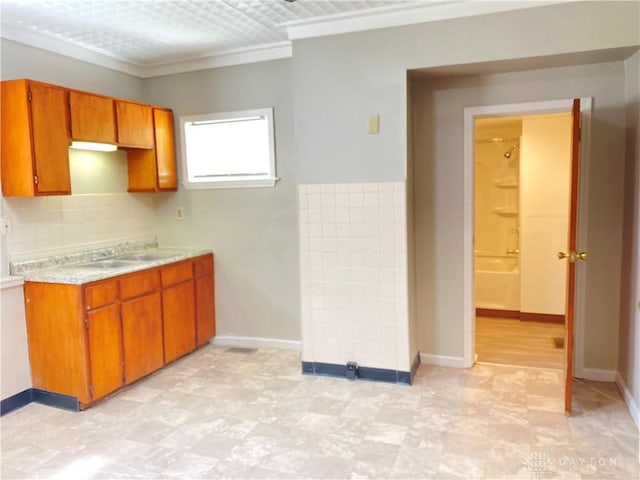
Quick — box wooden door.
[70,91,116,143]
[87,303,123,401]
[561,98,585,416]
[115,101,154,148]
[163,281,196,363]
[154,108,178,190]
[29,82,71,194]
[121,292,164,383]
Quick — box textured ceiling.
[0,0,416,67]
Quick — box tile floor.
[1,345,638,479]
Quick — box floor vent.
[226,347,257,354]
[552,337,564,349]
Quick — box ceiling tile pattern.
[1,0,410,66]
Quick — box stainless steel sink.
[117,252,178,261]
[73,259,142,269]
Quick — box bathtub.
[475,255,520,311]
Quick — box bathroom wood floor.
[475,316,565,369]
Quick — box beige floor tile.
[0,345,637,480]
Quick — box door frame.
[462,98,592,373]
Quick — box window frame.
[179,107,278,190]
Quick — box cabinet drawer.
[85,281,118,310]
[194,255,213,277]
[161,261,193,287]
[120,269,160,300]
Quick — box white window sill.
[182,177,279,190]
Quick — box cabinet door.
[87,303,123,401]
[1,80,35,196]
[195,273,215,346]
[163,281,196,363]
[116,101,154,148]
[29,82,71,194]
[70,91,116,143]
[154,108,177,190]
[122,292,164,383]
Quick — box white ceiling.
[0,0,563,78]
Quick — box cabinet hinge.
[83,317,88,328]
[33,175,39,185]
[27,90,32,102]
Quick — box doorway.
[473,113,571,370]
[462,99,591,414]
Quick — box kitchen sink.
[72,259,142,269]
[117,252,179,261]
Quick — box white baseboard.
[212,335,301,351]
[615,372,640,428]
[420,353,470,368]
[580,367,617,382]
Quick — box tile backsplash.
[298,182,410,372]
[2,193,156,262]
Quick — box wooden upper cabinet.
[116,100,154,148]
[1,79,71,196]
[127,107,178,192]
[1,78,177,196]
[154,108,178,190]
[69,90,116,143]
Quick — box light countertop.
[13,246,212,285]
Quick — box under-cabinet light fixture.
[70,141,118,152]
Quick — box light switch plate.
[176,208,184,221]
[368,114,380,135]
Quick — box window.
[180,108,277,189]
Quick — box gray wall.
[411,61,629,369]
[292,1,639,184]
[1,0,638,372]
[145,60,300,342]
[291,0,638,370]
[619,51,640,414]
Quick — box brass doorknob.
[558,251,588,262]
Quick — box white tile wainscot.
[298,182,411,375]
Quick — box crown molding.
[284,0,573,40]
[141,42,292,78]
[1,22,292,78]
[1,23,146,77]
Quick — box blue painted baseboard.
[302,356,420,386]
[1,388,79,416]
[0,389,33,416]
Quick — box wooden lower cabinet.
[195,256,215,346]
[24,254,215,409]
[162,280,196,363]
[24,282,92,405]
[87,303,124,400]
[121,292,164,384]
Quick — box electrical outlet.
[0,217,12,235]
[176,208,184,221]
